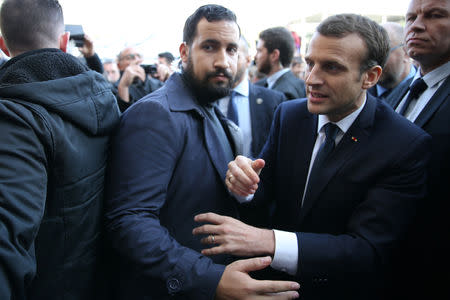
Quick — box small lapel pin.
[351,136,358,142]
[256,98,263,104]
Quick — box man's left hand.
[193,212,275,257]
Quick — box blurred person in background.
[255,26,306,100]
[77,34,104,74]
[290,56,306,80]
[368,22,416,103]
[114,46,163,112]
[103,59,120,83]
[217,36,286,158]
[153,51,175,82]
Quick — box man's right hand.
[216,256,300,300]
[119,64,146,87]
[226,155,265,197]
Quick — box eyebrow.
[201,39,238,48]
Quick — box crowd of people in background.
[0,0,449,300]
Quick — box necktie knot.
[399,77,427,115]
[409,78,427,99]
[324,122,339,144]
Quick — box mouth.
[407,36,427,45]
[308,90,328,103]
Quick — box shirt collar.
[418,61,450,89]
[233,73,249,97]
[317,95,367,134]
[267,68,290,89]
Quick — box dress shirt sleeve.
[271,229,298,275]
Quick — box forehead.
[407,0,450,13]
[193,18,239,45]
[306,33,366,64]
[121,48,138,56]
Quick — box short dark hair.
[158,52,175,64]
[259,27,295,68]
[0,0,64,53]
[317,14,390,73]
[183,4,240,46]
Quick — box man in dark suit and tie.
[218,37,286,158]
[104,4,299,300]
[193,14,431,300]
[367,22,416,103]
[254,27,306,100]
[386,0,450,299]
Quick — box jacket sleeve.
[105,99,224,299]
[0,102,48,299]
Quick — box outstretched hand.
[216,256,300,300]
[226,155,265,196]
[193,212,275,257]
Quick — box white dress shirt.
[396,61,450,122]
[218,75,253,157]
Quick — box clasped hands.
[193,156,299,299]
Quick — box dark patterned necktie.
[302,123,340,206]
[399,78,427,115]
[227,90,239,126]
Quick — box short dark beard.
[257,56,272,75]
[182,55,234,105]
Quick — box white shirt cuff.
[271,229,298,275]
[233,193,254,203]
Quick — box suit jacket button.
[256,98,263,104]
[167,278,181,293]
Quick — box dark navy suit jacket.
[368,77,414,105]
[256,70,306,100]
[245,95,431,300]
[105,73,240,300]
[387,75,450,300]
[248,83,286,157]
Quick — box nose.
[305,65,323,87]
[409,15,426,32]
[214,48,230,70]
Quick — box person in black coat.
[0,0,120,299]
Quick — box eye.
[202,44,214,51]
[227,46,238,55]
[324,63,339,71]
[406,14,416,23]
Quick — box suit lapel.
[414,76,450,128]
[294,116,318,204]
[386,78,412,108]
[298,96,376,223]
[388,77,413,109]
[248,84,263,155]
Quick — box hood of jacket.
[0,48,119,135]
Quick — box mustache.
[205,68,233,81]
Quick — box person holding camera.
[114,46,163,112]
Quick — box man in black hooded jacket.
[0,0,120,299]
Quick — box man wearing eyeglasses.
[368,22,416,104]
[114,46,163,112]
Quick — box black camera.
[65,24,84,47]
[141,64,158,75]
